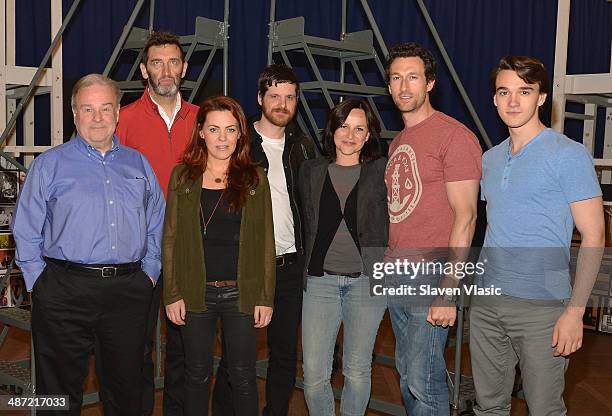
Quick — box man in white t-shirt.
[213,64,316,416]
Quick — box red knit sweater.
[116,89,198,197]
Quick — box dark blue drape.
[13,0,612,148]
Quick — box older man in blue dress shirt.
[13,73,165,415]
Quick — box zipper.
[168,128,175,157]
[301,143,309,160]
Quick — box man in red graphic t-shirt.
[384,43,482,415]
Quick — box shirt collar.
[507,128,548,160]
[148,88,182,130]
[75,134,120,160]
[254,122,285,145]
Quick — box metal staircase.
[104,0,230,102]
[267,0,396,142]
[267,0,493,150]
[0,0,70,170]
[0,304,33,393]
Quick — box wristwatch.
[441,293,457,304]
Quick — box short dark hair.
[322,98,382,164]
[490,56,549,95]
[385,42,436,83]
[257,64,300,97]
[142,31,184,64]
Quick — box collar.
[75,134,120,160]
[254,123,286,145]
[249,115,301,146]
[507,128,548,160]
[142,88,190,120]
[149,88,181,117]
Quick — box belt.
[276,252,297,267]
[206,280,238,287]
[45,257,141,278]
[324,269,362,278]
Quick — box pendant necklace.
[200,189,225,236]
[206,168,225,184]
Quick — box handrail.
[102,0,147,77]
[415,0,492,149]
[0,0,83,172]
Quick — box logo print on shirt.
[386,144,422,223]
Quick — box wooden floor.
[1,311,611,415]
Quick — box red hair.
[180,95,258,212]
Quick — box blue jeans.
[302,273,386,416]
[389,301,449,416]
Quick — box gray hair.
[71,74,120,111]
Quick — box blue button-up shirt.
[13,135,165,291]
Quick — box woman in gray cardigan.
[299,98,389,416]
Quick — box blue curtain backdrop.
[13,0,612,149]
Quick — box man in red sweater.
[116,31,198,415]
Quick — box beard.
[262,105,295,127]
[149,75,181,97]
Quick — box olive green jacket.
[162,164,276,313]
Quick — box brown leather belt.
[206,280,237,287]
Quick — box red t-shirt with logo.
[385,111,482,258]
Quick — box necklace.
[205,168,225,184]
[200,189,225,236]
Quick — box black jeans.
[163,313,184,416]
[32,261,152,416]
[212,257,303,416]
[181,286,258,416]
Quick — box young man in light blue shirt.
[471,56,604,415]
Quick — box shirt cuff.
[20,262,46,292]
[141,261,161,283]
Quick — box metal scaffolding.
[104,0,230,101]
[551,0,612,181]
[267,0,492,149]
[0,0,73,170]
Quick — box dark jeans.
[32,261,152,416]
[212,257,303,416]
[182,286,258,416]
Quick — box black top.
[200,188,241,282]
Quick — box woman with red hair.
[162,95,275,415]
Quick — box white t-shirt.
[256,126,296,255]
